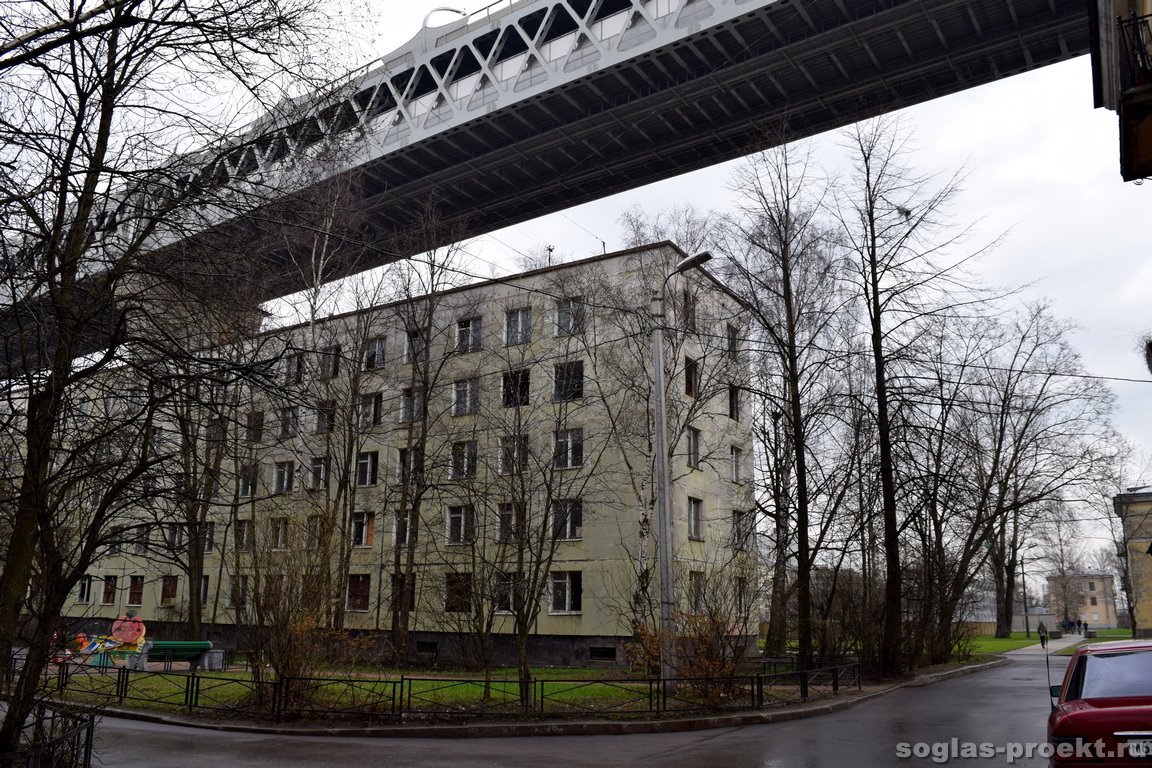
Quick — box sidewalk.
[97,658,1009,739]
[1004,634,1084,656]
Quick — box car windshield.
[1081,651,1152,699]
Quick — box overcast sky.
[347,2,1152,477]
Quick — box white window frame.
[351,511,374,547]
[456,317,482,352]
[77,576,92,604]
[731,446,743,483]
[505,307,532,345]
[453,378,479,416]
[274,461,294,494]
[362,336,386,370]
[497,502,523,542]
[499,435,528,475]
[686,427,702,468]
[400,387,426,423]
[405,328,428,363]
[355,451,379,487]
[447,505,475,544]
[319,344,340,379]
[309,456,327,490]
[553,428,584,469]
[279,405,300,438]
[549,571,582,614]
[553,360,584,401]
[236,519,254,551]
[552,499,583,540]
[359,392,382,428]
[271,517,289,550]
[688,496,703,540]
[451,440,477,479]
[555,297,586,337]
[239,464,258,497]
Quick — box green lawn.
[968,632,1042,654]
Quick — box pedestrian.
[1077,619,1083,634]
[1037,621,1048,650]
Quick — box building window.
[726,323,739,359]
[279,406,300,439]
[161,575,178,605]
[203,521,215,553]
[457,317,482,353]
[244,411,264,444]
[284,353,304,385]
[239,464,258,497]
[306,515,324,549]
[731,509,754,549]
[689,570,705,613]
[447,505,476,544]
[274,461,294,493]
[502,369,530,407]
[359,392,383,428]
[405,328,428,363]
[682,288,697,332]
[1090,595,1099,606]
[166,524,183,548]
[270,517,289,549]
[499,435,528,475]
[553,428,584,469]
[728,385,740,420]
[554,361,584,401]
[400,387,426,422]
[355,451,379,486]
[453,378,480,415]
[451,440,478,479]
[304,456,325,490]
[315,400,336,434]
[200,575,210,604]
[346,574,371,612]
[351,511,375,547]
[77,576,92,605]
[735,576,750,616]
[550,571,582,614]
[731,446,743,483]
[556,297,586,336]
[685,357,700,398]
[688,497,703,540]
[390,572,416,614]
[101,575,117,604]
[686,427,701,469]
[319,345,340,379]
[505,307,532,345]
[236,519,253,552]
[491,571,520,613]
[398,446,423,486]
[132,528,148,555]
[1089,581,1096,592]
[445,572,472,613]
[362,336,386,370]
[552,499,583,540]
[128,575,144,606]
[497,503,523,543]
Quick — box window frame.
[685,357,700,398]
[553,428,585,469]
[362,336,386,371]
[274,460,295,494]
[552,499,583,540]
[555,297,586,337]
[355,451,379,487]
[450,440,478,479]
[346,574,371,612]
[505,307,532,346]
[688,496,704,541]
[549,571,583,614]
[453,377,480,416]
[686,426,701,469]
[447,504,476,544]
[351,511,375,547]
[127,575,144,606]
[553,360,584,401]
[502,369,530,408]
[499,435,529,475]
[456,317,482,353]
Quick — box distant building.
[1046,572,1120,628]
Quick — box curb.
[99,658,1007,739]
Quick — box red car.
[1049,639,1152,766]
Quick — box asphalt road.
[94,655,1064,767]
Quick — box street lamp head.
[673,251,713,275]
[422,7,468,28]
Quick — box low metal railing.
[0,705,94,768]
[1119,13,1152,91]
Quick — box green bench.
[127,640,214,671]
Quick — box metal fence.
[0,705,94,768]
[45,660,860,724]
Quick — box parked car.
[1049,639,1152,765]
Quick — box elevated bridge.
[175,0,1092,300]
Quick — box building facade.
[1117,486,1152,635]
[59,243,756,664]
[1046,572,1120,629]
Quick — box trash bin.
[203,649,225,671]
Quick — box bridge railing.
[0,704,94,768]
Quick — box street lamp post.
[421,7,468,52]
[651,251,713,686]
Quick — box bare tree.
[0,0,337,748]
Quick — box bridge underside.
[232,0,1090,299]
